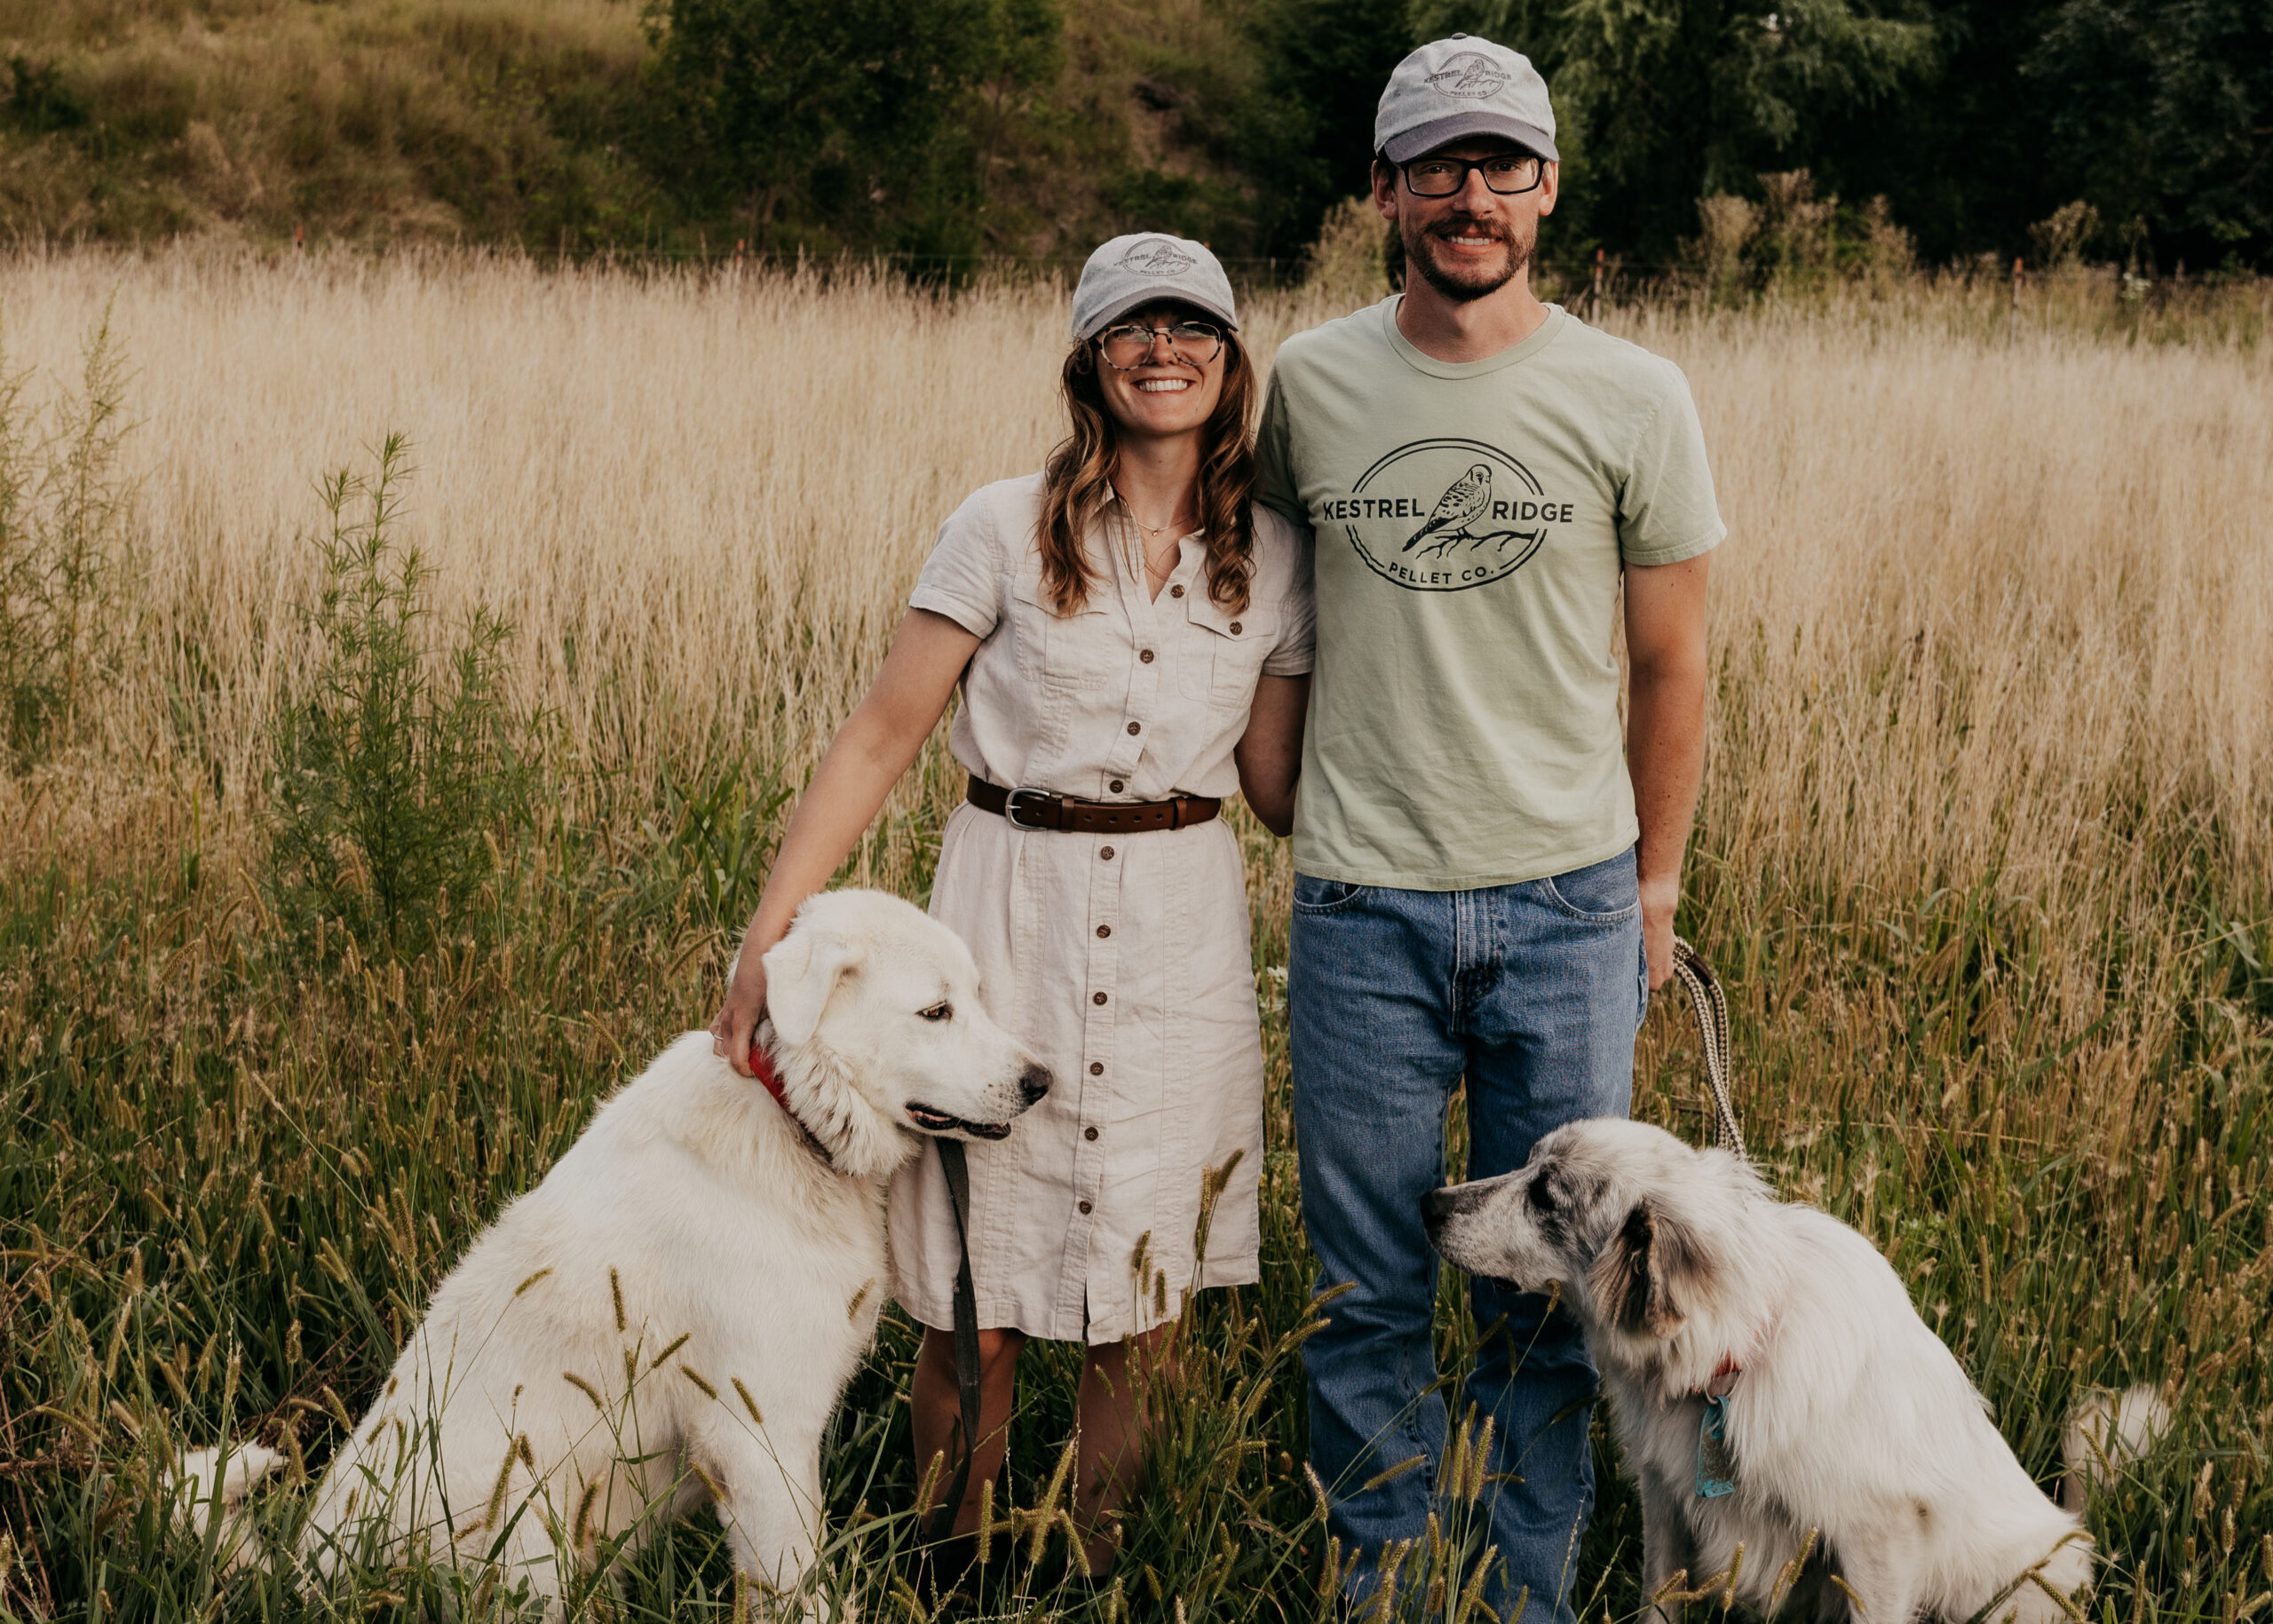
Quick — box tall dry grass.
[1,247,2269,1620]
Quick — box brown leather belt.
[968,776,1220,834]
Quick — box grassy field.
[0,248,2269,1622]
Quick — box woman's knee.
[922,1324,1026,1378]
[975,1327,1026,1374]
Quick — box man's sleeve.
[907,487,1003,638]
[1617,367,1725,566]
[1253,368,1308,527]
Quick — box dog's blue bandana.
[1691,1354,1744,1499]
[1695,1393,1737,1497]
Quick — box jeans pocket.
[1291,873,1369,915]
[1540,848,1640,923]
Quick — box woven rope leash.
[1670,937,1746,1160]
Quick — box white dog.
[1422,1118,2162,1622]
[178,889,1048,1614]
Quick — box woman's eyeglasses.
[1097,320,1224,370]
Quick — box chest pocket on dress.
[1010,569,1114,689]
[1176,590,1279,709]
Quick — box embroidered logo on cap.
[1120,238,1197,275]
[1426,51,1510,99]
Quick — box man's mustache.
[1424,218,1512,243]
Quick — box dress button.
[1079,1200,1094,1215]
[1093,991,1108,1005]
[1100,845,1115,860]
[1140,649,1155,663]
[1127,721,1141,735]
[1230,621,1242,635]
[1109,779,1123,793]
[1097,924,1111,938]
[1089,1062,1104,1076]
[1170,584,1184,598]
[1084,1127,1099,1141]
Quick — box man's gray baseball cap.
[1374,35,1558,165]
[1070,234,1239,342]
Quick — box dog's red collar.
[750,1042,793,1113]
[748,1042,832,1167]
[1692,1355,1743,1401]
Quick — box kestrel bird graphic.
[1404,464,1493,552]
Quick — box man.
[1254,35,1721,1622]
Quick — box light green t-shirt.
[1255,298,1723,890]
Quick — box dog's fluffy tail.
[2059,1383,2170,1515]
[171,1443,286,1569]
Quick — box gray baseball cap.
[1375,35,1558,165]
[1070,234,1239,342]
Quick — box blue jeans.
[1289,851,1647,1623]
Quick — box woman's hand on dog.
[709,955,769,1076]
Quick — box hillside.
[0,0,1271,260]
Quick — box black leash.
[922,1137,984,1545]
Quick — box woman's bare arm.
[709,608,982,1072]
[1233,674,1310,838]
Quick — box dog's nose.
[1018,1064,1052,1105]
[1420,1186,1455,1236]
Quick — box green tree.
[1241,0,1942,269]
[641,0,1060,254]
[2028,0,2272,266]
[1545,0,1938,262]
[1244,0,1417,257]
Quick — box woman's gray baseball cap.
[1070,234,1239,342]
[1374,35,1558,164]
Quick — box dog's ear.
[1588,1199,1712,1338]
[763,928,867,1049]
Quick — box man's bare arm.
[1624,553,1711,990]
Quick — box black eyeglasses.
[1097,320,1224,370]
[1399,154,1545,198]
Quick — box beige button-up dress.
[889,473,1315,1344]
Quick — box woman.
[709,234,1312,1577]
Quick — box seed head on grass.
[1030,1438,1077,1563]
[1769,1526,1819,1610]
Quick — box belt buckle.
[1002,787,1056,831]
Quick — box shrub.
[264,433,535,961]
[0,305,132,771]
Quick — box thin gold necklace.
[1118,491,1194,582]
[1118,487,1194,539]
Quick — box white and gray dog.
[1423,1117,2165,1622]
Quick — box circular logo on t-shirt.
[1324,438,1563,591]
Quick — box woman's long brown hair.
[1035,324,1259,617]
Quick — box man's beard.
[1402,214,1533,303]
